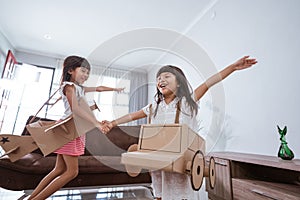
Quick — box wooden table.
[205,152,300,200]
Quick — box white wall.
[0,31,14,55]
[148,0,300,158]
[15,51,59,68]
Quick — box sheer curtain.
[128,71,148,125]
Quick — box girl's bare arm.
[194,56,257,101]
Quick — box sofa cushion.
[85,126,140,156]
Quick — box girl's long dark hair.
[60,55,91,84]
[153,65,198,118]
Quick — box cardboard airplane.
[121,124,216,190]
[0,98,100,162]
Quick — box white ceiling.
[0,0,216,69]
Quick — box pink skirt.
[54,134,86,156]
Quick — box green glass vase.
[277,125,294,160]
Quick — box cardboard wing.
[26,117,77,156]
[0,97,98,161]
[0,134,38,162]
[26,97,97,156]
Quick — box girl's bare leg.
[30,155,79,200]
[29,154,66,199]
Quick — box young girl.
[103,56,257,200]
[28,55,124,200]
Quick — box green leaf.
[283,126,287,135]
[277,125,282,133]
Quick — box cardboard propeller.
[121,124,216,190]
[0,100,100,162]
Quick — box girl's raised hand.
[233,56,257,70]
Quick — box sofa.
[0,116,152,195]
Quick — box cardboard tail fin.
[0,134,38,162]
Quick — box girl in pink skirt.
[28,55,124,200]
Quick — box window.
[88,75,131,122]
[0,63,54,135]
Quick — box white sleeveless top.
[142,96,200,132]
[60,81,85,119]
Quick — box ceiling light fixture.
[44,34,52,40]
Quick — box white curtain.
[128,71,148,125]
